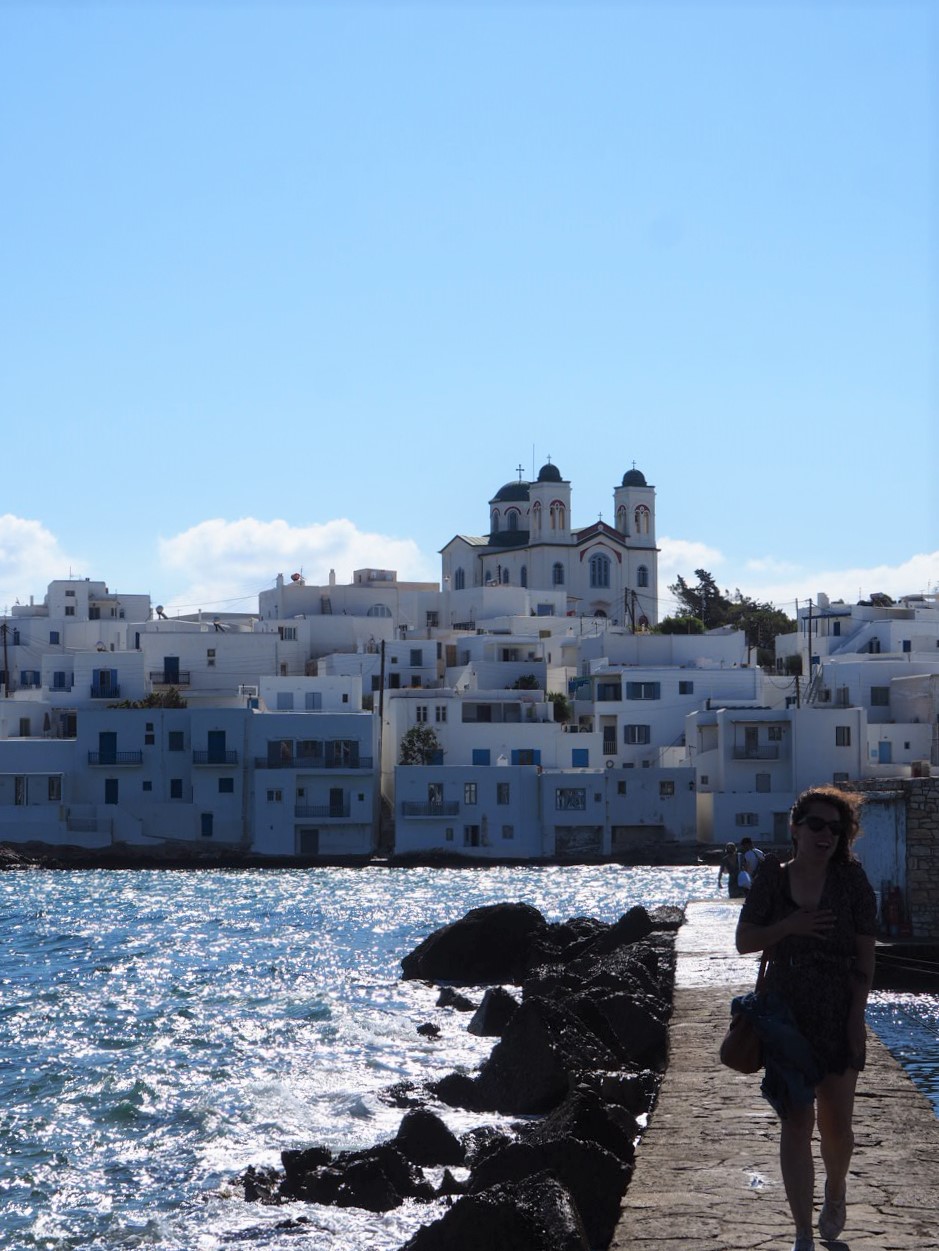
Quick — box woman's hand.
[785,906,835,939]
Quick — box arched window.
[491,510,500,533]
[589,553,610,588]
[454,567,465,591]
[506,509,519,532]
[501,567,510,584]
[520,565,528,588]
[616,504,628,534]
[552,562,565,586]
[367,603,392,618]
[531,501,542,532]
[634,504,650,535]
[637,565,649,588]
[550,500,566,531]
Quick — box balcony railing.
[732,746,780,761]
[256,756,373,770]
[90,683,120,699]
[602,740,618,755]
[149,670,191,686]
[294,804,351,819]
[87,750,143,766]
[401,801,460,817]
[192,750,239,766]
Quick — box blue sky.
[1,2,936,621]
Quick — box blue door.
[878,741,892,764]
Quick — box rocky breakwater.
[239,900,682,1251]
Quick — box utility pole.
[806,598,813,685]
[1,620,9,697]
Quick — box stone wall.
[849,777,939,940]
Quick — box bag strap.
[754,952,769,991]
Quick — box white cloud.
[657,537,725,582]
[157,516,440,611]
[0,515,86,612]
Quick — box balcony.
[294,803,351,819]
[192,750,239,766]
[149,670,191,686]
[732,746,780,761]
[90,683,120,699]
[87,751,143,766]
[401,801,460,818]
[256,756,373,770]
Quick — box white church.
[440,459,659,627]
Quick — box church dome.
[492,480,531,502]
[536,461,562,483]
[621,467,647,487]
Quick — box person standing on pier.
[717,842,744,898]
[734,786,876,1251]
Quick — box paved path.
[611,901,939,1251]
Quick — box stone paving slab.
[611,903,939,1251]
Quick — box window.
[472,749,490,765]
[143,780,153,792]
[65,606,75,616]
[170,779,183,799]
[902,640,911,653]
[636,566,649,588]
[415,705,428,723]
[453,567,465,591]
[506,509,519,532]
[367,603,392,617]
[767,726,783,741]
[278,626,297,641]
[679,680,694,695]
[276,692,295,710]
[48,776,61,801]
[634,504,650,534]
[65,589,75,597]
[435,705,447,723]
[463,825,481,847]
[144,724,155,745]
[428,783,443,806]
[572,748,589,767]
[756,773,771,793]
[617,780,627,795]
[53,671,68,690]
[871,687,890,707]
[552,562,565,586]
[410,649,422,666]
[19,718,31,737]
[589,553,610,588]
[627,681,660,700]
[659,780,675,797]
[50,631,60,644]
[207,648,215,667]
[200,813,214,838]
[735,813,759,827]
[267,788,283,802]
[556,787,586,810]
[410,674,422,688]
[218,777,234,793]
[496,782,510,805]
[168,731,184,752]
[426,611,439,628]
[306,691,322,710]
[624,724,651,745]
[491,509,500,533]
[445,827,454,842]
[833,772,849,784]
[835,726,851,747]
[464,782,477,805]
[511,748,541,765]
[520,565,527,588]
[502,824,514,840]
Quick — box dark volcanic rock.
[400,902,546,984]
[393,1109,465,1167]
[400,1172,589,1251]
[416,1022,440,1038]
[436,986,475,1011]
[467,1137,629,1248]
[432,1071,483,1111]
[472,997,622,1114]
[242,1164,281,1204]
[468,986,519,1037]
[280,1144,433,1211]
[525,1086,640,1165]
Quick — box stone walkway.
[611,901,939,1251]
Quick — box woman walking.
[735,786,876,1251]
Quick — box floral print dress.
[739,855,877,1074]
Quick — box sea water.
[1,866,935,1251]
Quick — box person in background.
[735,786,876,1251]
[739,836,765,891]
[717,841,744,898]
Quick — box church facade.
[440,460,659,627]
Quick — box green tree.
[656,614,706,635]
[511,674,540,690]
[547,691,573,722]
[668,569,795,665]
[399,724,443,765]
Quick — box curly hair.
[789,785,862,864]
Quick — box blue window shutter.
[572,748,589,767]
[472,749,490,765]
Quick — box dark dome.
[621,468,647,487]
[536,462,562,483]
[493,480,531,502]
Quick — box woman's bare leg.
[779,1101,816,1237]
[816,1068,859,1204]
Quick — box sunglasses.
[798,815,845,838]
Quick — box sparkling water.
[1,866,935,1250]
